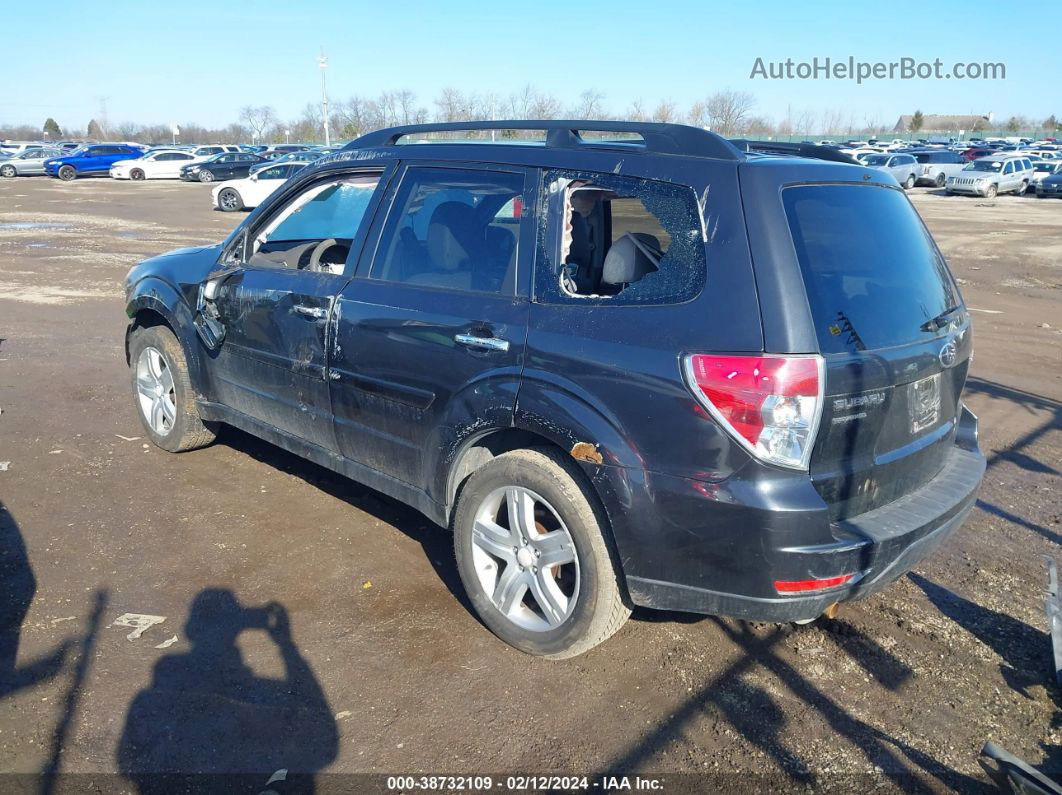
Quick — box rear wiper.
[921,304,963,332]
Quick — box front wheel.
[0,164,15,178]
[130,168,145,181]
[198,170,215,183]
[217,187,243,212]
[129,325,216,453]
[57,165,77,181]
[985,183,998,199]
[453,449,630,658]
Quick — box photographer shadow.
[117,589,338,794]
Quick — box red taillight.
[774,574,855,594]
[683,354,824,470]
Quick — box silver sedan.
[0,147,62,177]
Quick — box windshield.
[783,184,959,353]
[965,161,1002,172]
[862,155,890,166]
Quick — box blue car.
[44,143,143,181]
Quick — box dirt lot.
[0,176,1059,793]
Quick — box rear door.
[329,163,532,488]
[781,183,970,519]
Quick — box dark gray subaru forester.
[124,121,985,658]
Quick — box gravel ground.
[0,176,1059,793]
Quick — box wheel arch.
[125,282,208,396]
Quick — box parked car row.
[0,140,340,209]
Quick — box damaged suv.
[124,121,985,658]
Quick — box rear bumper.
[617,409,985,622]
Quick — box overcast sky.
[2,0,1053,131]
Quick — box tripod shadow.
[117,589,338,794]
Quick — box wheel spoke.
[151,398,167,431]
[136,373,157,398]
[160,396,176,425]
[506,487,536,542]
[148,349,165,380]
[472,519,516,563]
[158,364,174,395]
[528,570,568,627]
[492,564,527,615]
[535,530,575,568]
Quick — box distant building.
[893,114,991,132]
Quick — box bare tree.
[239,105,278,142]
[571,89,605,119]
[652,100,678,124]
[628,99,649,122]
[507,85,537,119]
[529,91,562,120]
[697,90,755,135]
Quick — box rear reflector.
[683,353,824,470]
[774,574,855,594]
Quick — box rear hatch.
[782,184,970,520]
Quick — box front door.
[330,164,532,490]
[202,169,388,450]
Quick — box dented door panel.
[209,267,349,451]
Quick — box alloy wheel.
[135,346,177,436]
[470,485,580,632]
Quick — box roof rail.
[730,139,859,165]
[346,120,742,161]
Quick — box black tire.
[453,448,630,658]
[985,183,997,199]
[130,168,145,181]
[128,325,216,453]
[57,165,77,181]
[903,174,915,190]
[934,172,946,188]
[0,164,15,178]
[217,187,244,212]
[198,170,215,183]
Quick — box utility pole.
[318,48,330,147]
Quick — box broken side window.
[535,170,706,305]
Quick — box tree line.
[3,90,1060,144]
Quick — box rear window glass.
[783,185,959,353]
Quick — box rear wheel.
[198,170,215,183]
[903,174,915,189]
[0,164,15,178]
[57,165,77,181]
[129,325,216,453]
[130,168,145,181]
[1016,180,1028,196]
[453,448,630,658]
[934,172,946,188]
[217,187,243,212]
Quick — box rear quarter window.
[535,170,705,306]
[783,184,959,353]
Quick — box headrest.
[601,234,660,285]
[427,201,481,271]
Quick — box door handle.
[454,333,510,352]
[293,304,328,320]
